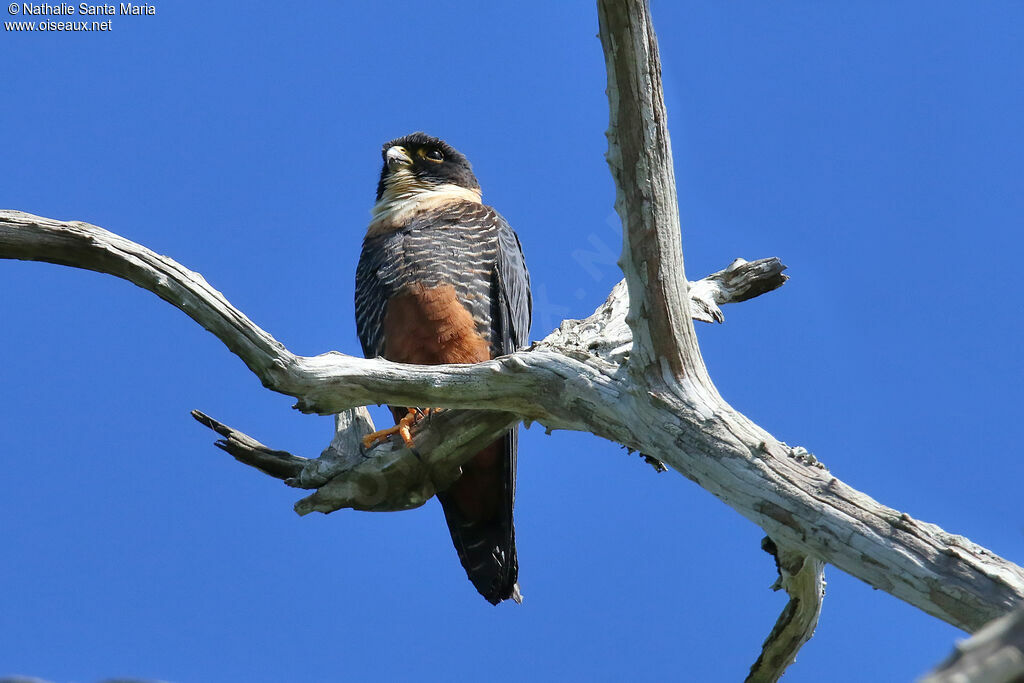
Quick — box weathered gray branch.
[597,3,821,674]
[688,257,789,323]
[0,211,780,419]
[193,406,520,514]
[192,409,309,480]
[921,606,1024,683]
[747,538,826,683]
[2,90,1022,642]
[175,254,785,514]
[599,0,697,379]
[2,1,1022,680]
[597,0,1020,673]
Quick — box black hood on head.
[376,132,480,201]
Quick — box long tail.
[436,428,520,605]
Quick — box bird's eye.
[424,148,444,162]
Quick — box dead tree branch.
[747,538,826,682]
[1,0,1021,642]
[177,255,785,514]
[921,606,1024,683]
[1,1,1022,680]
[600,0,1021,673]
[0,211,781,419]
[599,0,697,379]
[6,205,1007,639]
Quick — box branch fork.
[183,254,786,515]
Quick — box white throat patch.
[368,179,482,236]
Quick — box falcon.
[354,132,532,604]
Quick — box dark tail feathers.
[437,429,520,605]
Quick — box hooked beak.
[385,145,413,170]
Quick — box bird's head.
[376,132,481,202]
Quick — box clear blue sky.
[2,2,1022,681]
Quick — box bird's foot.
[361,408,439,450]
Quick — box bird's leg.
[362,408,423,450]
[405,407,444,431]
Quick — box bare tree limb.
[179,255,785,514]
[921,606,1024,683]
[594,0,1022,670]
[2,2,1023,680]
[0,211,780,418]
[193,407,519,514]
[192,409,308,480]
[2,202,1021,639]
[598,0,698,379]
[0,204,775,518]
[747,538,826,683]
[688,257,789,323]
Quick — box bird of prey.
[354,132,532,604]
